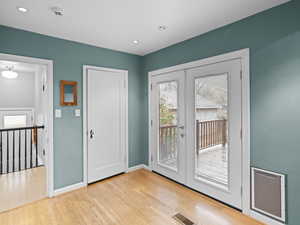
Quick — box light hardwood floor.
[0,169,263,225]
[0,166,46,213]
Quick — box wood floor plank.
[0,169,264,225]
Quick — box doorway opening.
[0,53,53,212]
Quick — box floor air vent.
[251,167,286,223]
[173,213,195,225]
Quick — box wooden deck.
[161,144,228,185]
[196,145,228,185]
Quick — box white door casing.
[85,67,128,184]
[0,53,54,197]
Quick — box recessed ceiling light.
[1,66,18,79]
[133,40,139,44]
[17,7,28,13]
[158,25,167,31]
[51,6,63,16]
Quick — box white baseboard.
[143,164,152,171]
[54,165,151,196]
[250,210,285,225]
[126,164,152,173]
[53,182,86,196]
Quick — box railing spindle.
[0,126,44,175]
[13,131,15,172]
[19,130,21,171]
[35,128,38,167]
[25,129,27,170]
[30,129,33,168]
[7,131,9,173]
[196,120,227,151]
[0,132,2,174]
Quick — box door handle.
[90,129,95,139]
[178,125,185,129]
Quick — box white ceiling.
[0,0,289,56]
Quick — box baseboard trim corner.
[53,182,86,196]
[250,209,285,225]
[142,164,152,171]
[126,164,152,173]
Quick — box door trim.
[0,52,54,197]
[148,48,250,215]
[82,65,129,186]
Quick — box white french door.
[150,71,186,184]
[186,59,242,208]
[86,67,127,184]
[150,59,242,209]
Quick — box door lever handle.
[90,129,95,139]
[178,125,185,129]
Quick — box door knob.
[90,129,95,139]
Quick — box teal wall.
[142,1,300,224]
[1,1,300,223]
[0,25,145,189]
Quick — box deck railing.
[0,126,44,175]
[159,125,177,162]
[159,120,227,161]
[196,120,227,152]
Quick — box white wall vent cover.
[251,167,286,223]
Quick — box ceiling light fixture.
[158,25,167,31]
[1,66,18,79]
[17,7,28,13]
[51,6,63,16]
[133,40,139,44]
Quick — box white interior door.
[87,68,127,183]
[150,71,186,184]
[186,59,242,208]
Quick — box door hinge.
[151,120,153,127]
[240,70,242,80]
[151,154,153,162]
[241,186,243,196]
[240,129,243,139]
[150,83,153,91]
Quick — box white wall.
[0,70,36,108]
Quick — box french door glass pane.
[158,81,178,170]
[194,74,228,186]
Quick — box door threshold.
[152,170,241,212]
[88,172,125,185]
